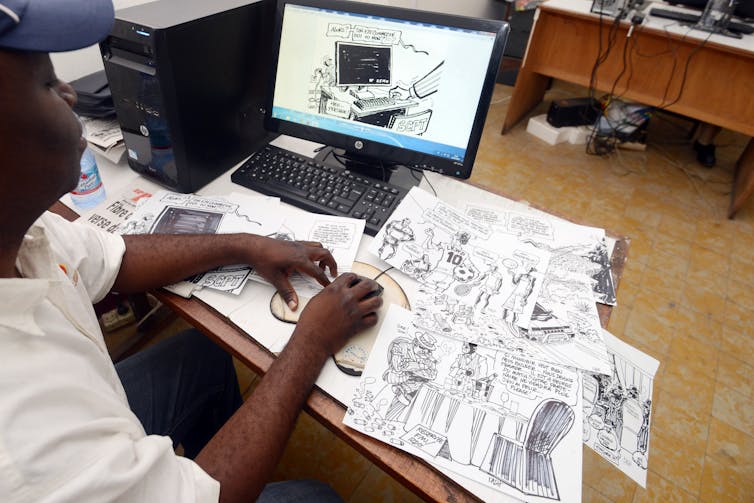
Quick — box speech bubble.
[325,99,351,119]
[471,248,498,263]
[352,25,401,44]
[494,351,580,406]
[422,203,491,239]
[326,23,352,39]
[310,221,357,249]
[466,205,501,227]
[506,213,554,239]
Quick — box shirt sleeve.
[40,212,126,303]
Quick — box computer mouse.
[349,275,384,300]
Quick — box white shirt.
[0,212,220,502]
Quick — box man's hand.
[249,237,337,311]
[292,273,382,357]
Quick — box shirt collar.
[0,220,62,336]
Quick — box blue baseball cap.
[0,0,114,52]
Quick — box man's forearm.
[113,233,257,293]
[194,329,330,503]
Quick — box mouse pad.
[270,261,410,375]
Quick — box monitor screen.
[264,0,508,180]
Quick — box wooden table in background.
[501,0,754,218]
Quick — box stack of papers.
[342,186,659,502]
[81,117,126,164]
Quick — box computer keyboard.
[230,144,408,236]
[649,7,754,34]
[354,96,396,111]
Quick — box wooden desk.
[53,184,628,502]
[501,0,754,218]
[149,213,627,502]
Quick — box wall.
[50,0,154,82]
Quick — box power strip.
[100,303,136,332]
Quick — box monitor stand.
[313,146,422,193]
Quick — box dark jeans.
[116,329,343,503]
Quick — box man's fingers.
[310,247,337,278]
[273,275,299,311]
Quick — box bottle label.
[72,171,103,196]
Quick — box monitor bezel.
[263,0,508,180]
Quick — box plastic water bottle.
[70,132,106,210]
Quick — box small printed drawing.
[379,217,415,260]
[150,207,223,235]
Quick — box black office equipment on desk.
[101,0,275,192]
[649,7,754,34]
[231,145,407,236]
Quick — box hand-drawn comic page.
[464,204,617,306]
[521,271,612,374]
[119,190,283,294]
[345,305,583,502]
[582,330,659,487]
[369,187,551,334]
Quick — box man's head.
[0,1,114,223]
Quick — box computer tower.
[100,0,275,192]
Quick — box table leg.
[728,137,754,219]
[501,69,550,134]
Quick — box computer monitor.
[665,0,753,19]
[264,0,508,181]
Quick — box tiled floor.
[117,80,754,502]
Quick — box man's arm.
[195,273,382,503]
[113,233,336,309]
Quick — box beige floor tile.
[583,484,615,503]
[715,353,754,399]
[687,246,730,277]
[699,456,754,503]
[729,257,754,289]
[693,220,736,258]
[680,285,727,321]
[667,334,719,377]
[639,267,685,307]
[658,214,698,243]
[655,361,715,423]
[346,465,426,503]
[582,447,637,503]
[723,298,754,331]
[674,305,723,348]
[647,427,705,495]
[632,470,699,503]
[720,323,754,360]
[711,382,754,435]
[706,417,754,471]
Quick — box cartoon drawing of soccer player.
[474,263,504,313]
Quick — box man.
[447,342,489,396]
[0,1,382,502]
